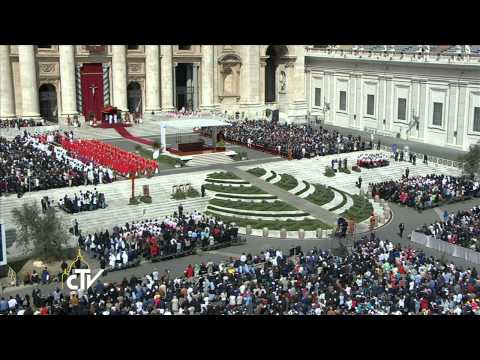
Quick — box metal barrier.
[410,231,480,265]
[0,125,59,138]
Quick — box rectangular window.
[367,94,375,115]
[473,107,480,132]
[314,88,321,107]
[339,91,347,111]
[398,98,407,121]
[432,102,443,126]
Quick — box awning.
[159,117,232,129]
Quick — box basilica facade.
[305,45,480,151]
[0,45,307,124]
[2,45,480,150]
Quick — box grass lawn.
[209,198,297,211]
[205,212,331,230]
[274,174,298,191]
[207,171,240,180]
[204,183,267,194]
[247,168,267,177]
[137,146,182,169]
[306,184,335,206]
[341,194,374,223]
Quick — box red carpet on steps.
[111,124,154,146]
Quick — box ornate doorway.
[80,63,104,122]
[39,84,58,122]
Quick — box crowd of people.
[0,133,113,197]
[216,120,373,160]
[418,206,480,252]
[2,234,479,315]
[0,117,45,129]
[59,189,107,214]
[78,210,238,271]
[357,153,390,168]
[60,138,158,177]
[370,174,480,209]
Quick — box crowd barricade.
[150,248,197,263]
[104,258,142,274]
[0,125,59,138]
[410,231,480,265]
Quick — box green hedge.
[204,183,267,194]
[265,171,277,182]
[205,212,331,230]
[215,193,277,200]
[205,178,250,185]
[328,187,348,212]
[295,181,311,196]
[306,184,335,206]
[209,198,297,211]
[247,167,267,177]
[207,206,308,218]
[324,167,336,177]
[207,171,240,180]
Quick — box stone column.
[240,46,261,118]
[59,45,78,121]
[418,79,428,140]
[160,45,174,112]
[111,45,128,111]
[0,45,15,118]
[385,76,393,130]
[145,45,161,114]
[456,82,467,148]
[200,45,214,111]
[378,75,386,130]
[18,45,41,119]
[447,82,458,145]
[192,63,199,110]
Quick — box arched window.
[179,45,192,50]
[39,84,58,122]
[127,82,142,114]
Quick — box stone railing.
[410,231,480,265]
[306,47,480,67]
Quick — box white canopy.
[159,117,232,129]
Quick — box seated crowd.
[0,133,113,197]
[2,234,479,315]
[370,174,480,209]
[418,206,480,252]
[78,211,238,271]
[59,189,107,214]
[60,138,158,177]
[0,117,45,129]
[212,120,373,160]
[357,153,389,168]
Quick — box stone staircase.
[240,150,462,196]
[1,169,220,258]
[185,153,235,167]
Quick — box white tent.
[159,117,232,151]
